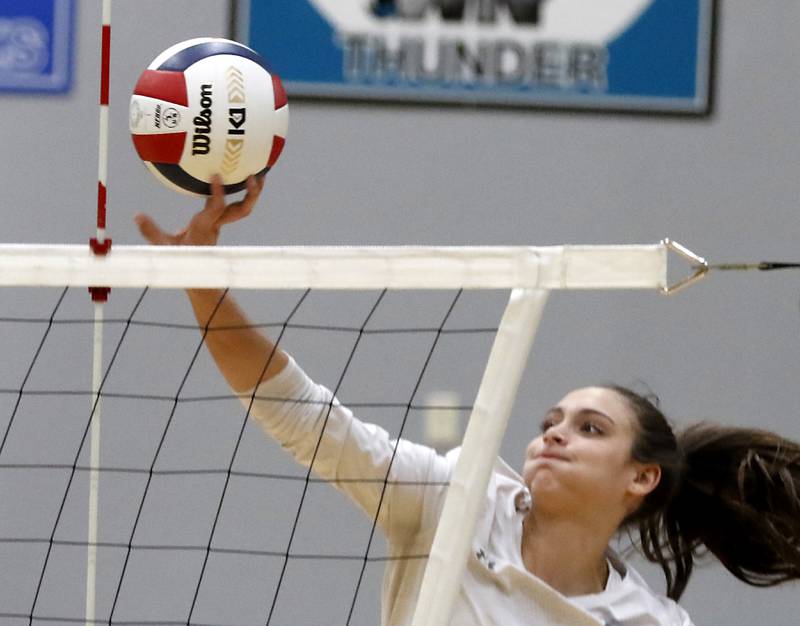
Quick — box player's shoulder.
[619,560,695,626]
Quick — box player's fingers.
[134,213,179,245]
[253,172,266,194]
[202,174,228,221]
[187,175,227,240]
[217,201,252,226]
[218,176,260,225]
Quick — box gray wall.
[1,1,799,624]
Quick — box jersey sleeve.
[243,357,450,541]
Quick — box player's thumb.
[134,213,174,245]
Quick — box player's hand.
[135,174,265,246]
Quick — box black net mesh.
[0,286,504,625]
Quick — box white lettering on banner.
[311,0,649,88]
[343,36,606,88]
[0,18,50,73]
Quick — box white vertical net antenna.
[0,243,667,625]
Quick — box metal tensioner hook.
[660,239,800,295]
[661,238,709,295]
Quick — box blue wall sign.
[241,0,714,113]
[0,0,74,94]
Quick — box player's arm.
[134,175,288,392]
[136,178,446,537]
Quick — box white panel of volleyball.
[0,242,666,625]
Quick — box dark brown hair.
[604,385,800,601]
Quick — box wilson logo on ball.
[130,37,289,196]
[192,83,213,156]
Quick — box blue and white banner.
[0,0,74,94]
[242,0,714,113]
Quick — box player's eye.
[581,421,603,435]
[539,418,555,433]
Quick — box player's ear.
[628,464,661,498]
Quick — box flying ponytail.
[606,386,800,600]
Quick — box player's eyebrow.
[578,408,615,425]
[546,406,616,425]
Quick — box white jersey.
[245,357,694,626]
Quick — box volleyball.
[129,37,288,196]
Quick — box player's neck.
[520,511,613,597]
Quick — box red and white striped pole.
[90,0,112,275]
[97,0,111,241]
[86,3,112,625]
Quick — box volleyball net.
[0,241,693,626]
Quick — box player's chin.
[523,463,564,492]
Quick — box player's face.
[522,387,647,520]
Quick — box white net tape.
[0,244,666,290]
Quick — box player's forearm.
[187,288,289,392]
